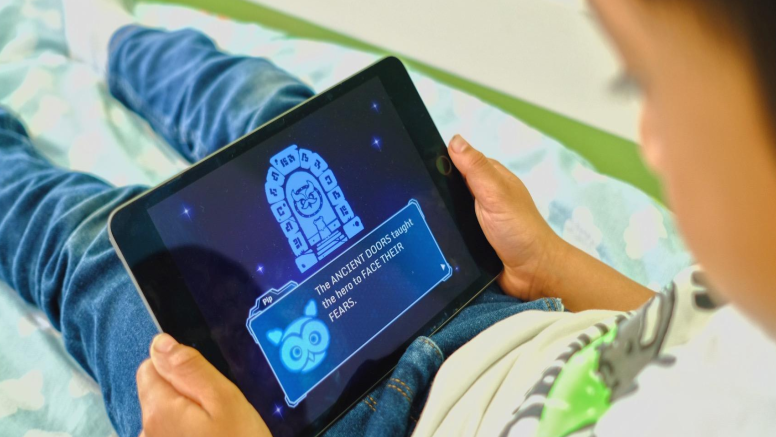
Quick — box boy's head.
[590,1,776,333]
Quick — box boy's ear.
[267,329,283,346]
[305,299,317,317]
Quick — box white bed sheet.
[0,1,692,435]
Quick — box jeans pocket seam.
[390,378,414,397]
[386,384,412,404]
[419,337,444,361]
[363,398,377,412]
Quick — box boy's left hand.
[136,333,272,437]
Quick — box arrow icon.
[441,264,446,270]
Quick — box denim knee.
[0,106,29,139]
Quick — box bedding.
[0,0,693,435]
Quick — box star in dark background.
[371,101,383,151]
[371,136,382,151]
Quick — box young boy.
[2,0,775,436]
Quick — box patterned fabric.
[0,0,693,435]
[502,267,719,437]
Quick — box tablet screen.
[145,77,479,435]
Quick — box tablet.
[109,57,501,437]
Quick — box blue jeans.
[0,26,561,437]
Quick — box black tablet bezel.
[108,56,502,437]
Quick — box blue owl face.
[266,300,330,374]
[290,180,324,218]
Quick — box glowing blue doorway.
[265,145,364,273]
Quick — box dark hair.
[678,1,776,131]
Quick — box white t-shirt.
[413,267,776,437]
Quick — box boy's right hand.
[447,135,563,302]
[448,134,654,312]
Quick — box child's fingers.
[149,333,240,415]
[137,359,178,407]
[136,358,207,437]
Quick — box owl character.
[266,300,331,374]
[290,180,323,217]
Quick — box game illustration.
[266,300,331,374]
[266,145,364,273]
[147,77,480,432]
[247,199,452,407]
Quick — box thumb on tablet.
[149,333,236,412]
[448,135,508,205]
[141,334,271,437]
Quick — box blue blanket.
[0,1,693,435]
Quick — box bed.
[0,0,692,435]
